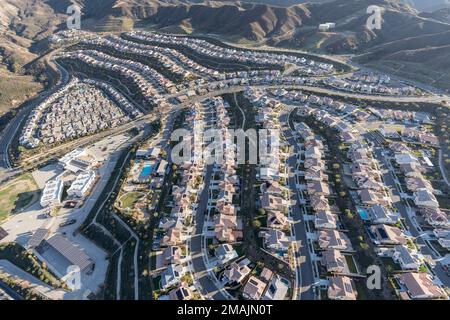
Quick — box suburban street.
[189,165,228,300]
[0,24,448,303]
[280,106,317,300]
[368,136,450,289]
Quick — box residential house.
[322,249,348,274]
[223,261,252,285]
[310,195,330,212]
[305,168,328,182]
[307,181,330,197]
[242,276,267,300]
[359,189,391,207]
[260,268,273,282]
[392,245,421,271]
[304,147,322,159]
[434,229,450,249]
[367,205,399,225]
[160,246,183,266]
[414,189,439,208]
[314,211,338,229]
[318,230,353,251]
[162,228,183,247]
[400,163,423,178]
[267,211,289,230]
[406,178,433,192]
[215,244,238,265]
[396,272,446,300]
[327,276,357,300]
[260,229,291,252]
[160,264,183,289]
[370,224,407,246]
[262,275,289,300]
[420,208,449,228]
[168,282,194,300]
[260,194,288,213]
[215,214,242,243]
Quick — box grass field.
[0,173,40,222]
[118,192,144,210]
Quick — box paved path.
[233,92,246,129]
[280,107,316,300]
[189,165,228,300]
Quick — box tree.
[386,264,393,273]
[252,219,261,228]
[345,209,353,219]
[258,208,266,216]
[418,265,428,273]
[359,242,369,250]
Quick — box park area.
[0,173,40,223]
[117,192,145,210]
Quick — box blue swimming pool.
[139,165,153,180]
[357,208,370,221]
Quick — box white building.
[215,244,238,265]
[414,189,439,208]
[59,148,85,168]
[263,275,289,300]
[59,148,96,173]
[368,205,399,225]
[67,170,96,198]
[40,178,64,207]
[392,245,421,271]
[395,153,418,165]
[319,23,336,31]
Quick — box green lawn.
[344,254,358,274]
[380,257,402,273]
[118,192,144,210]
[0,173,39,222]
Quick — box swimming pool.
[139,164,153,180]
[357,208,370,221]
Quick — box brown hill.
[1,0,450,95]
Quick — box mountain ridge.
[0,0,449,98]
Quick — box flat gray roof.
[45,234,93,271]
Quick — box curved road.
[0,53,69,171]
[1,70,445,180]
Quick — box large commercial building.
[40,178,64,207]
[36,233,94,276]
[67,170,96,198]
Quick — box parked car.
[59,219,77,228]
